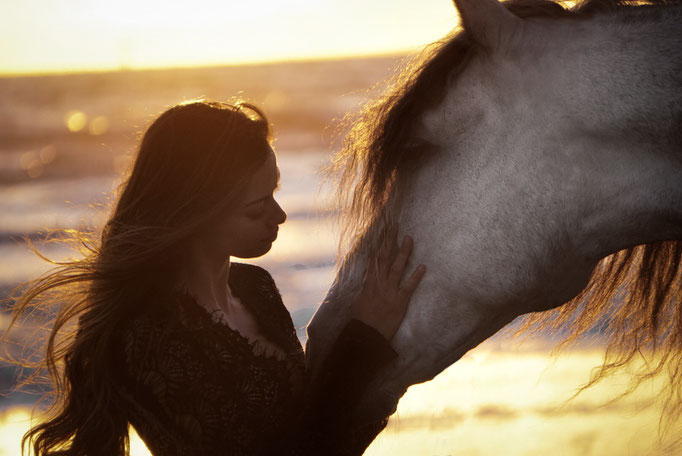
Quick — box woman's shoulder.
[116,289,197,358]
[229,262,283,306]
[230,262,303,355]
[230,262,277,288]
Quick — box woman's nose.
[273,200,287,225]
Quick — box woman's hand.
[351,224,426,341]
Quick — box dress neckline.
[171,263,290,363]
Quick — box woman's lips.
[264,231,278,242]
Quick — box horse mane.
[330,0,682,438]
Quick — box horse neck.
[537,8,682,135]
[573,137,682,262]
[526,10,682,259]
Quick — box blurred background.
[0,1,672,454]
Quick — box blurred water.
[2,349,674,455]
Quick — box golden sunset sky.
[1,0,458,76]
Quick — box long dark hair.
[2,99,272,455]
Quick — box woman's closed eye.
[245,201,266,219]
[245,195,279,219]
[244,184,281,219]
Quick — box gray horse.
[307,0,682,435]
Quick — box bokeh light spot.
[20,151,44,178]
[19,151,36,169]
[88,116,109,135]
[39,145,57,164]
[65,110,87,132]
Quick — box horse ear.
[453,0,523,51]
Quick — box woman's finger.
[399,264,426,298]
[388,235,413,288]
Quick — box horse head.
[307,0,682,426]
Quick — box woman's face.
[200,148,287,259]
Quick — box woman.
[4,100,425,455]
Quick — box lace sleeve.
[298,318,398,456]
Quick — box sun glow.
[366,347,674,455]
[0,408,152,456]
[0,0,457,76]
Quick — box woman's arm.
[299,319,396,455]
[299,225,426,455]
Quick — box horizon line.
[0,49,417,80]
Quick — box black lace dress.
[116,262,396,455]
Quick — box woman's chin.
[233,241,274,259]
